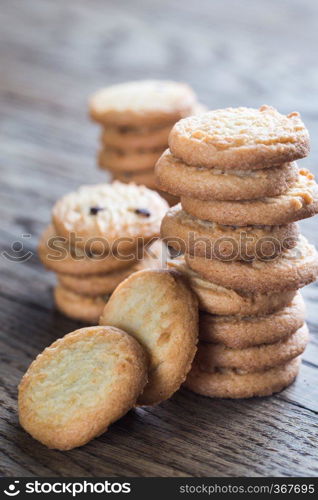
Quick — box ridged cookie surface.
[199,293,305,348]
[100,269,198,405]
[184,357,301,399]
[52,182,168,252]
[185,235,318,293]
[169,105,309,169]
[181,170,318,226]
[168,256,297,316]
[19,326,148,450]
[161,204,299,260]
[156,149,299,201]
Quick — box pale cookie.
[100,269,198,405]
[89,80,198,127]
[38,225,138,275]
[161,204,299,260]
[54,285,109,323]
[19,326,148,450]
[169,105,309,169]
[52,182,168,253]
[167,256,297,316]
[98,148,164,172]
[109,169,158,190]
[101,124,172,151]
[156,150,299,201]
[184,356,301,399]
[197,324,308,373]
[181,170,318,226]
[185,235,318,293]
[200,293,305,348]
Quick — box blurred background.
[2,0,318,276]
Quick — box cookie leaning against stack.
[89,80,203,206]
[157,105,318,398]
[19,269,199,450]
[38,181,168,322]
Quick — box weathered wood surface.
[0,0,318,477]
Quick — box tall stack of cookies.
[158,105,318,398]
[89,80,203,205]
[39,182,168,323]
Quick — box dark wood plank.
[1,0,318,478]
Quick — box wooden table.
[1,0,318,477]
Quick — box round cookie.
[184,356,301,399]
[52,182,168,253]
[156,150,299,201]
[100,269,198,405]
[200,293,305,348]
[98,148,164,172]
[39,225,138,276]
[197,324,308,373]
[54,285,109,323]
[167,256,297,316]
[185,235,318,293]
[18,326,148,450]
[101,124,172,151]
[161,204,299,260]
[89,80,198,127]
[181,170,318,226]
[169,105,309,169]
[110,169,157,190]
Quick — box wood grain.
[1,0,318,477]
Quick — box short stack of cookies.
[89,80,203,205]
[158,105,318,398]
[39,181,168,323]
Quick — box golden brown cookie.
[181,170,318,226]
[54,285,109,323]
[52,182,168,253]
[100,269,198,405]
[156,149,299,201]
[38,225,138,275]
[184,356,301,399]
[197,324,308,373]
[98,147,164,172]
[199,293,305,348]
[89,80,198,127]
[167,257,297,316]
[19,326,148,450]
[169,106,309,169]
[185,235,318,293]
[161,204,299,260]
[101,124,172,151]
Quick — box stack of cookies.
[89,80,203,205]
[158,105,318,398]
[39,181,168,323]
